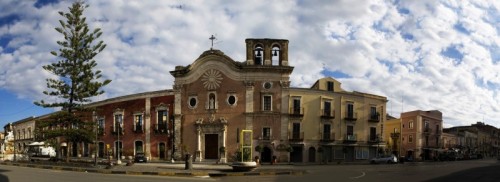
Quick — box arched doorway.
[159,143,166,159]
[261,146,272,163]
[308,147,316,163]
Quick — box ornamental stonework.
[201,69,223,90]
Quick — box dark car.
[134,153,147,163]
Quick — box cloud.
[0,0,499,128]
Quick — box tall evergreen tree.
[35,1,111,162]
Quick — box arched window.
[254,45,264,65]
[271,45,280,66]
[135,140,144,153]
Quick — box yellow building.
[384,117,402,157]
[288,77,387,162]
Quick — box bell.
[256,51,261,57]
[272,50,278,56]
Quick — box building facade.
[384,116,401,157]
[289,77,387,163]
[401,110,443,161]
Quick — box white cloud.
[0,0,499,128]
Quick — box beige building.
[289,77,387,162]
[12,116,36,155]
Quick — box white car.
[370,155,398,164]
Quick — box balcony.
[289,107,304,117]
[97,128,105,136]
[134,125,144,133]
[320,132,335,142]
[367,135,380,143]
[289,131,304,142]
[423,127,432,135]
[344,112,357,121]
[344,134,357,143]
[111,127,124,135]
[260,135,271,141]
[321,109,335,119]
[154,123,169,134]
[368,112,380,122]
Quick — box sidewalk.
[0,160,306,177]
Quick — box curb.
[0,162,304,177]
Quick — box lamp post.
[116,116,122,165]
[13,124,16,162]
[93,111,98,166]
[171,115,175,163]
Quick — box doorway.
[205,134,218,159]
[261,146,272,163]
[159,143,166,159]
[308,147,316,162]
[290,146,303,162]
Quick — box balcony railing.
[154,123,168,134]
[261,135,271,141]
[344,134,357,142]
[97,128,105,136]
[321,109,335,119]
[423,127,432,134]
[134,125,144,133]
[367,135,379,143]
[368,112,380,122]
[111,127,124,135]
[289,131,304,141]
[320,132,335,142]
[344,112,358,121]
[289,107,304,117]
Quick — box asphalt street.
[1,159,499,182]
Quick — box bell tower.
[245,38,289,66]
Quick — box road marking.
[350,172,366,179]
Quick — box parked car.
[134,153,147,163]
[370,155,398,164]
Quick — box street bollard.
[185,154,192,170]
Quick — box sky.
[0,0,499,129]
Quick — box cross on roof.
[209,35,216,50]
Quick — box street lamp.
[116,116,122,165]
[93,111,98,166]
[170,115,175,163]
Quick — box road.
[219,159,500,182]
[1,159,499,182]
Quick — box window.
[292,97,301,114]
[370,106,378,119]
[263,95,272,111]
[262,127,271,140]
[324,101,332,116]
[188,96,197,109]
[114,114,123,133]
[98,118,105,129]
[409,134,413,143]
[263,82,272,89]
[227,95,237,106]
[134,114,143,132]
[323,124,331,140]
[370,127,377,141]
[135,141,144,153]
[424,120,429,129]
[346,102,354,118]
[327,81,334,91]
[409,121,414,129]
[157,110,168,132]
[28,128,31,139]
[292,123,301,139]
[436,124,440,134]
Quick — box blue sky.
[0,0,499,128]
